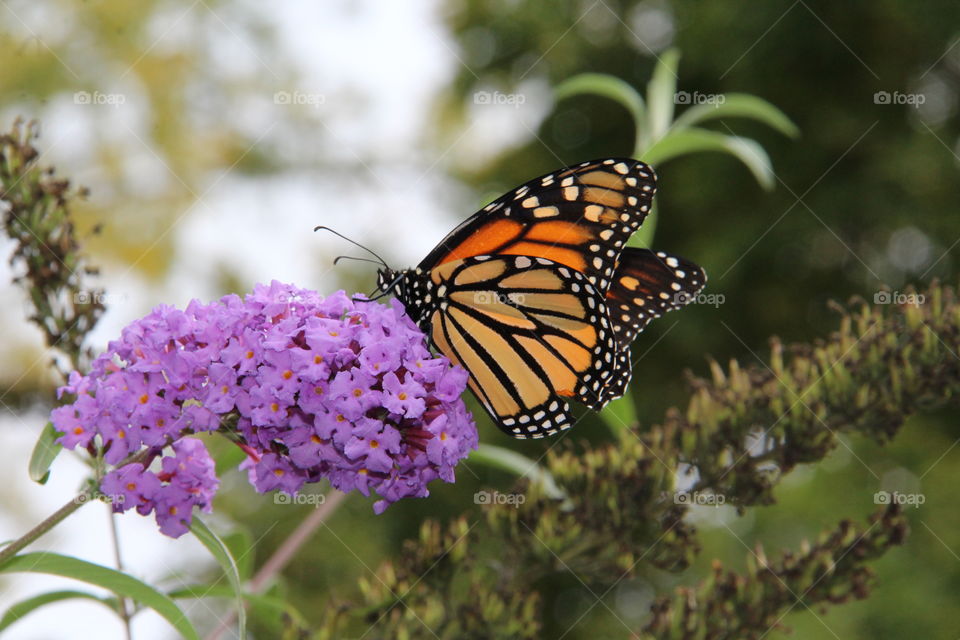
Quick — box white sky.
[0,1,552,637]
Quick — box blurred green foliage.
[438,2,960,638]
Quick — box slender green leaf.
[599,395,640,434]
[190,518,246,638]
[29,422,62,484]
[169,585,306,629]
[213,439,247,476]
[167,584,237,599]
[0,590,118,631]
[642,128,775,190]
[470,444,566,500]
[645,48,681,145]
[0,552,200,640]
[672,93,799,138]
[221,529,255,582]
[555,73,648,150]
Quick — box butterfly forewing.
[426,255,622,438]
[417,158,656,293]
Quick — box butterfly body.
[376,158,705,439]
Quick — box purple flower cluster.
[51,281,477,536]
[100,439,218,537]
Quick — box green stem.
[0,446,153,568]
[204,489,348,640]
[0,489,93,566]
[107,509,133,640]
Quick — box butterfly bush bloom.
[51,281,477,536]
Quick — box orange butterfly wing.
[418,158,656,292]
[385,158,706,438]
[425,255,623,438]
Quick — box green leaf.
[29,422,62,484]
[641,128,776,190]
[469,444,566,500]
[600,395,640,434]
[221,529,255,582]
[645,48,681,146]
[169,585,307,630]
[190,518,246,638]
[672,93,799,138]
[0,590,118,631]
[167,584,237,599]
[214,439,248,476]
[0,552,200,640]
[555,73,648,150]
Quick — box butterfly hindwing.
[417,158,656,292]
[425,255,623,438]
[606,248,707,348]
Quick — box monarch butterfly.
[339,158,705,439]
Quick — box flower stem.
[204,489,348,640]
[107,509,133,640]
[0,489,93,566]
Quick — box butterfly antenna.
[354,273,403,304]
[334,255,387,267]
[352,287,391,304]
[315,226,389,268]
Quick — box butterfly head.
[376,267,401,295]
[375,267,434,325]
